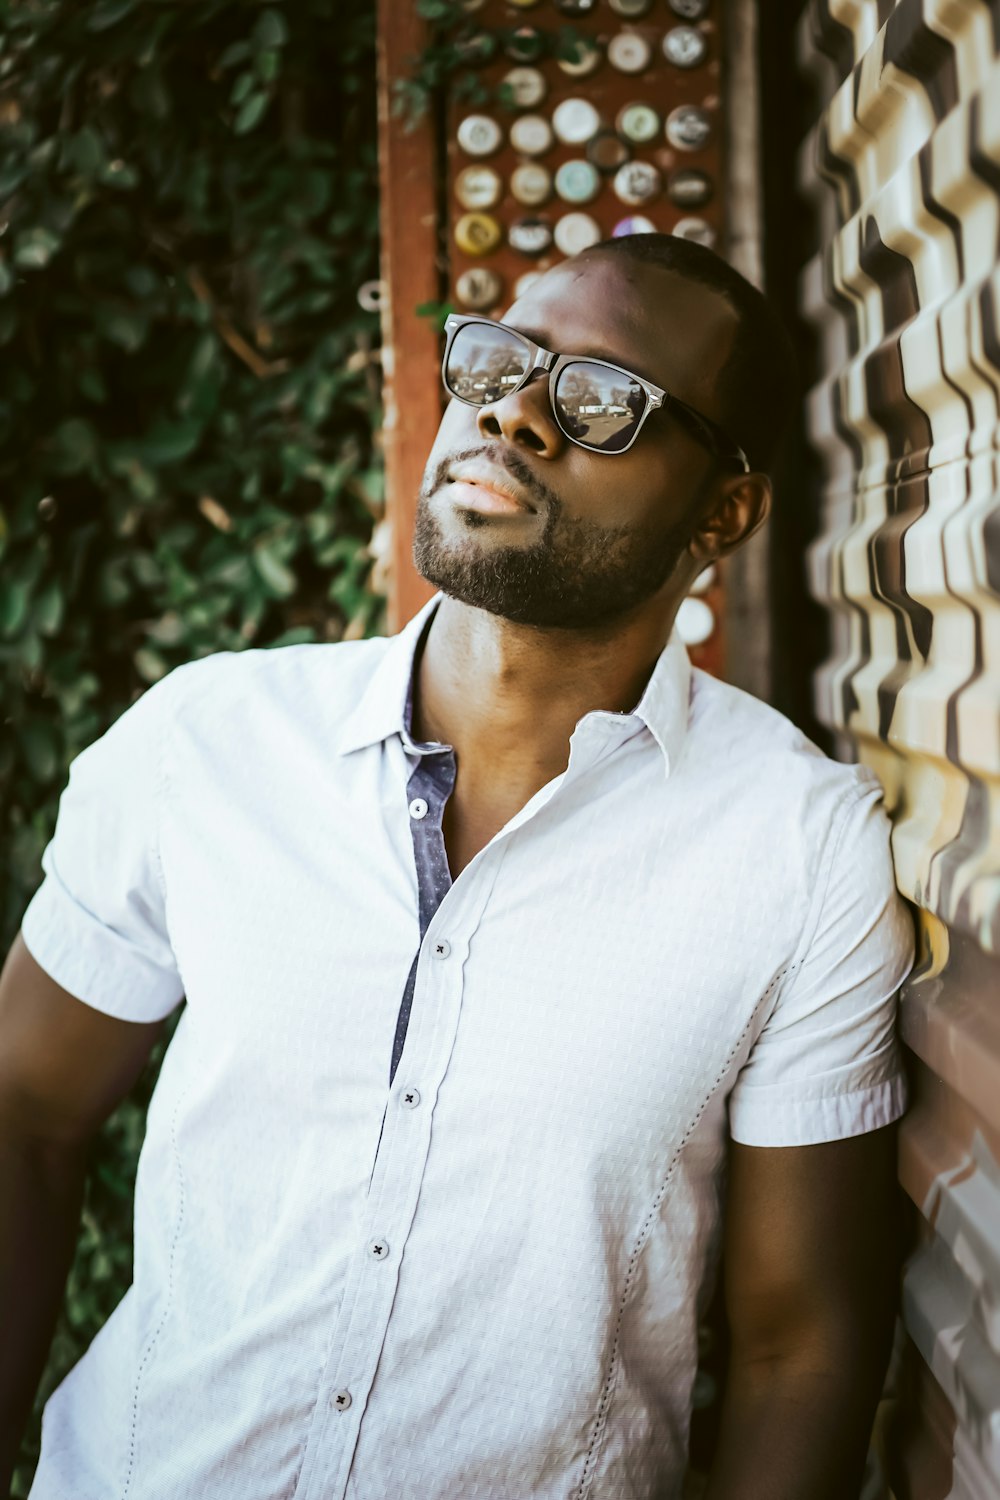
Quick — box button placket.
[297,849,512,1500]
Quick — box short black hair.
[582,234,797,474]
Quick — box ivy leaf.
[32,578,64,637]
[253,10,289,49]
[13,227,61,270]
[255,49,280,84]
[234,91,270,135]
[253,543,297,596]
[230,70,256,106]
[99,159,140,189]
[133,646,169,683]
[62,126,105,177]
[46,418,99,475]
[18,721,61,785]
[130,420,203,466]
[218,39,252,69]
[0,577,30,637]
[86,0,139,31]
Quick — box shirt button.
[408,797,429,820]
[400,1086,421,1109]
[368,1238,390,1261]
[433,939,451,959]
[331,1388,352,1412]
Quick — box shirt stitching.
[571,959,803,1500]
[122,1084,188,1499]
[150,672,174,910]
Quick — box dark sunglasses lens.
[554,361,646,453]
[444,323,530,405]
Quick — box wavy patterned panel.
[798,1,1000,1493]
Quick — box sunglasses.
[441,314,750,468]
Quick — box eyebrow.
[504,321,661,388]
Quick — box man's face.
[413,252,742,630]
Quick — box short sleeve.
[727,776,916,1147]
[19,669,186,1023]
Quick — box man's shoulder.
[161,633,395,726]
[687,665,880,821]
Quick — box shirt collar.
[335,592,444,757]
[334,590,692,778]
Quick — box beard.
[412,443,700,630]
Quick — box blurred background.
[2,1,999,1495]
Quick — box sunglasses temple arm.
[665,396,749,470]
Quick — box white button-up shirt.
[20,592,915,1500]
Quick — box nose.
[476,370,566,459]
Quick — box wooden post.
[376,0,441,631]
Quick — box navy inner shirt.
[389,615,457,1086]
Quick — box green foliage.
[393,4,590,127]
[1,3,382,1491]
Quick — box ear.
[686,472,772,566]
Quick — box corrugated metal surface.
[797,1,1000,1494]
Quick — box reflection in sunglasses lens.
[555,360,644,452]
[446,324,530,404]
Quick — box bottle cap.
[612,214,657,236]
[615,102,660,143]
[665,105,712,151]
[663,25,708,68]
[557,37,602,76]
[671,216,716,247]
[508,216,554,256]
[553,211,602,255]
[607,31,652,73]
[455,164,503,211]
[554,159,601,204]
[500,66,547,110]
[669,0,710,17]
[608,0,652,13]
[675,596,714,647]
[457,114,503,157]
[586,130,631,174]
[667,168,713,207]
[511,161,553,206]
[554,0,597,12]
[552,97,602,145]
[455,212,503,256]
[510,113,554,155]
[455,267,504,310]
[613,159,661,205]
[504,27,546,63]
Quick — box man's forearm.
[0,1133,87,1492]
[703,1354,881,1500]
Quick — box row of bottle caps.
[462,0,710,17]
[453,204,712,307]
[456,154,711,212]
[456,24,712,74]
[458,98,714,159]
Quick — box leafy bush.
[0,3,382,1490]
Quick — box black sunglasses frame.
[441,314,750,470]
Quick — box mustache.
[424,442,560,514]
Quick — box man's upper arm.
[722,1129,901,1368]
[0,932,163,1149]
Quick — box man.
[1,236,915,1500]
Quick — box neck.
[413,592,681,783]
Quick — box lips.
[445,463,538,516]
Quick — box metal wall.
[796,1,1000,1494]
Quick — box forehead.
[505,254,738,411]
